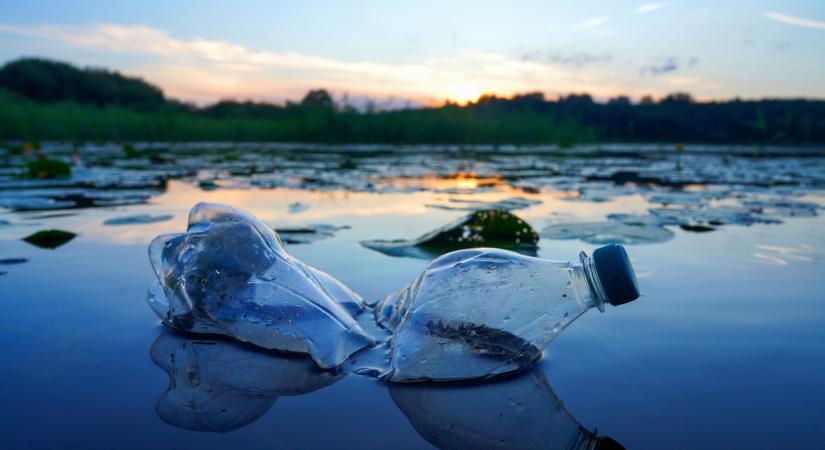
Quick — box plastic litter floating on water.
[361,209,539,259]
[103,214,173,226]
[375,245,640,382]
[147,202,373,369]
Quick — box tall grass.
[0,92,595,144]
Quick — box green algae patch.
[361,209,539,259]
[22,229,77,249]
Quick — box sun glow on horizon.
[444,84,484,105]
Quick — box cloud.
[764,11,825,31]
[640,56,699,77]
[577,16,610,29]
[641,57,679,76]
[0,22,635,104]
[520,50,612,68]
[635,3,668,14]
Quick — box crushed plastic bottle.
[147,202,374,369]
[375,244,639,382]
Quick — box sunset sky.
[1,0,823,106]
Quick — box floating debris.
[22,229,77,249]
[542,221,674,245]
[426,197,542,211]
[147,202,372,368]
[361,209,539,259]
[103,214,174,226]
[274,224,350,245]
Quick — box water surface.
[1,143,824,449]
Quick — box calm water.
[1,144,824,449]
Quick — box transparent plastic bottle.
[376,244,639,382]
[147,202,373,370]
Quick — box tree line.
[1,57,823,144]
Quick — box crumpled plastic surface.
[147,202,373,369]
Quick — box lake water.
[1,143,824,449]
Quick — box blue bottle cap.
[592,244,639,306]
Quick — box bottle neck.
[578,251,609,312]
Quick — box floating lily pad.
[22,229,77,249]
[680,224,716,232]
[288,202,309,213]
[361,209,539,259]
[26,159,71,179]
[648,206,781,227]
[646,192,705,207]
[103,214,174,226]
[274,224,350,245]
[542,221,674,245]
[198,179,219,191]
[743,199,820,218]
[0,258,28,265]
[426,197,542,211]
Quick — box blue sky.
[1,0,823,104]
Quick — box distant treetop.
[0,57,165,110]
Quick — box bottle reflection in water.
[390,367,624,450]
[376,245,639,382]
[150,332,342,432]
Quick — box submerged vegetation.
[1,57,824,144]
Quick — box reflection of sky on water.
[0,164,824,448]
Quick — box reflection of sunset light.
[454,178,479,190]
[35,179,641,247]
[375,173,503,191]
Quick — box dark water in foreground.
[1,144,824,449]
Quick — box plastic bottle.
[375,244,640,382]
